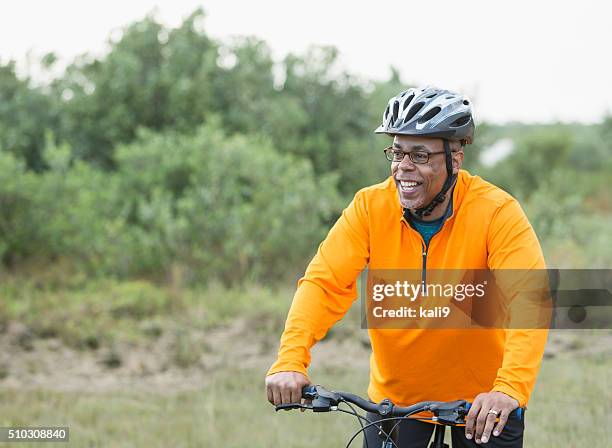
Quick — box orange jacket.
[267,170,548,407]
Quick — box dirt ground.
[0,320,609,393]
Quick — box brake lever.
[275,403,312,412]
[430,400,470,425]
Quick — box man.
[265,86,548,447]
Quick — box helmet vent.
[463,100,470,105]
[418,106,441,124]
[384,104,390,120]
[404,102,424,123]
[450,115,471,127]
[426,93,437,99]
[392,101,400,123]
[402,94,415,110]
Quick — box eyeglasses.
[383,146,446,164]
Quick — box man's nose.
[398,154,416,171]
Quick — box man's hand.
[265,371,311,408]
[464,391,519,444]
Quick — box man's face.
[390,135,463,210]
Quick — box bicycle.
[275,384,523,448]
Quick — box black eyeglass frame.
[383,146,448,164]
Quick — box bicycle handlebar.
[275,384,471,425]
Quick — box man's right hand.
[265,371,311,406]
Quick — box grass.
[0,278,293,350]
[0,351,609,447]
[0,367,364,448]
[526,352,611,446]
[0,279,610,446]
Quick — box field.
[0,282,610,447]
[1,6,611,447]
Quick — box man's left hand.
[464,391,519,444]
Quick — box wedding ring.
[488,409,500,416]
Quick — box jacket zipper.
[421,243,428,287]
[402,212,452,293]
[401,217,430,290]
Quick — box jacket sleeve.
[266,191,370,377]
[487,198,550,407]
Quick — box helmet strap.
[413,139,456,218]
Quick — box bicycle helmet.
[375,86,475,217]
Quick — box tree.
[54,9,218,168]
[0,61,58,170]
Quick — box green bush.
[1,8,610,282]
[0,140,120,269]
[1,122,343,284]
[113,123,342,284]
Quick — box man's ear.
[452,150,464,174]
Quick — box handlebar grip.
[275,403,304,412]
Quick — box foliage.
[51,10,218,168]
[0,139,119,268]
[0,123,341,284]
[0,62,57,170]
[0,7,610,283]
[478,123,612,268]
[112,123,341,283]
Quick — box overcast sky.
[2,0,610,124]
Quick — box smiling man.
[266,87,549,447]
